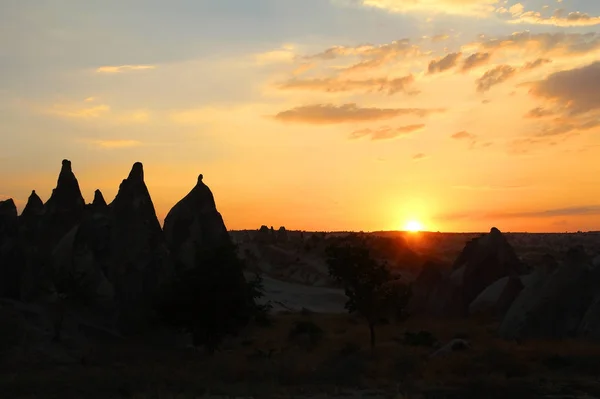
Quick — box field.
[4,312,600,399]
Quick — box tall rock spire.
[42,159,86,246]
[163,173,230,271]
[108,162,172,333]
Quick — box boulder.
[453,227,526,307]
[163,174,230,272]
[498,247,595,340]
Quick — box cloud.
[451,184,531,191]
[506,137,556,154]
[473,31,600,58]
[493,205,600,218]
[527,61,600,136]
[451,131,476,140]
[89,140,143,149]
[431,34,450,43]
[522,58,552,70]
[96,65,156,74]
[412,153,428,161]
[436,205,600,221]
[273,104,444,124]
[476,65,517,92]
[305,39,422,75]
[474,57,553,92]
[525,107,555,118]
[46,103,111,119]
[358,0,500,17]
[529,61,600,115]
[507,8,600,27]
[427,52,462,74]
[349,124,425,140]
[255,45,297,65]
[277,75,416,95]
[461,52,491,72]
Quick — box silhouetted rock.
[499,247,595,340]
[42,160,86,249]
[21,190,43,216]
[0,198,18,241]
[453,227,526,307]
[52,215,116,314]
[107,162,172,333]
[257,225,273,243]
[408,261,446,315]
[277,226,288,242]
[0,198,21,299]
[92,189,107,208]
[163,174,230,271]
[469,275,524,318]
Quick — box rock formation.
[498,247,595,340]
[469,275,524,318]
[408,261,446,315]
[163,174,230,272]
[453,227,526,307]
[19,191,44,238]
[0,199,21,299]
[41,160,86,251]
[88,189,108,214]
[107,162,172,332]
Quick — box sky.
[1,0,600,233]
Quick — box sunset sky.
[1,0,600,232]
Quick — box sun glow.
[404,220,423,232]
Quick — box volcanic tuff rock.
[42,160,86,250]
[105,162,172,332]
[20,191,44,237]
[498,247,596,340]
[163,174,230,272]
[0,198,18,241]
[468,275,524,318]
[453,227,526,307]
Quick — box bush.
[156,243,267,353]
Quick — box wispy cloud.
[96,65,156,74]
[451,131,476,140]
[273,103,444,124]
[461,52,492,72]
[427,52,462,74]
[451,184,531,191]
[357,0,499,17]
[89,139,143,149]
[349,124,425,140]
[277,75,416,95]
[47,103,111,119]
[505,8,600,27]
[412,153,428,161]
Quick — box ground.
[3,313,600,399]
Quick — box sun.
[404,220,423,233]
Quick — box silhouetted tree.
[326,233,410,350]
[156,243,267,354]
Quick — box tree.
[156,242,267,354]
[325,233,410,350]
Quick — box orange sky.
[1,0,600,232]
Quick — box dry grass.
[3,313,600,398]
